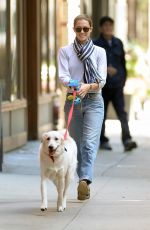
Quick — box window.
[40,0,56,94]
[136,0,148,49]
[0,0,8,100]
[0,0,22,101]
[40,0,49,94]
[48,0,56,92]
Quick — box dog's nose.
[48,145,53,151]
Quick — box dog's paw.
[41,207,47,212]
[41,204,47,211]
[63,197,66,210]
[57,206,65,212]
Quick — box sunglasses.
[75,27,91,33]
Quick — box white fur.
[39,130,77,212]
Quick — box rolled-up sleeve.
[58,48,71,85]
[97,48,107,88]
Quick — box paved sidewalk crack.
[62,201,89,230]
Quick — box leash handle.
[64,90,76,140]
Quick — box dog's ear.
[59,133,64,145]
[61,137,64,145]
[41,132,49,143]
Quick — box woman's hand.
[107,66,117,76]
[78,83,90,98]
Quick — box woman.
[58,15,107,200]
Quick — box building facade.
[0,0,68,152]
[0,0,150,152]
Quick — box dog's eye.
[55,137,58,141]
[47,137,50,141]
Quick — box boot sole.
[124,142,137,151]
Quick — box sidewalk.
[0,120,150,230]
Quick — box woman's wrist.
[88,84,92,91]
[87,83,99,92]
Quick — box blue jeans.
[64,93,104,183]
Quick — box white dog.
[39,130,77,212]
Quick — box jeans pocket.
[89,94,104,110]
[89,93,103,102]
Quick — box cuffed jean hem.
[79,176,92,184]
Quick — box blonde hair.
[74,15,93,27]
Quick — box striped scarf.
[73,38,102,84]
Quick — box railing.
[0,84,3,171]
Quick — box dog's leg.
[41,177,48,211]
[63,170,73,210]
[56,176,65,212]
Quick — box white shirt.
[58,43,107,93]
